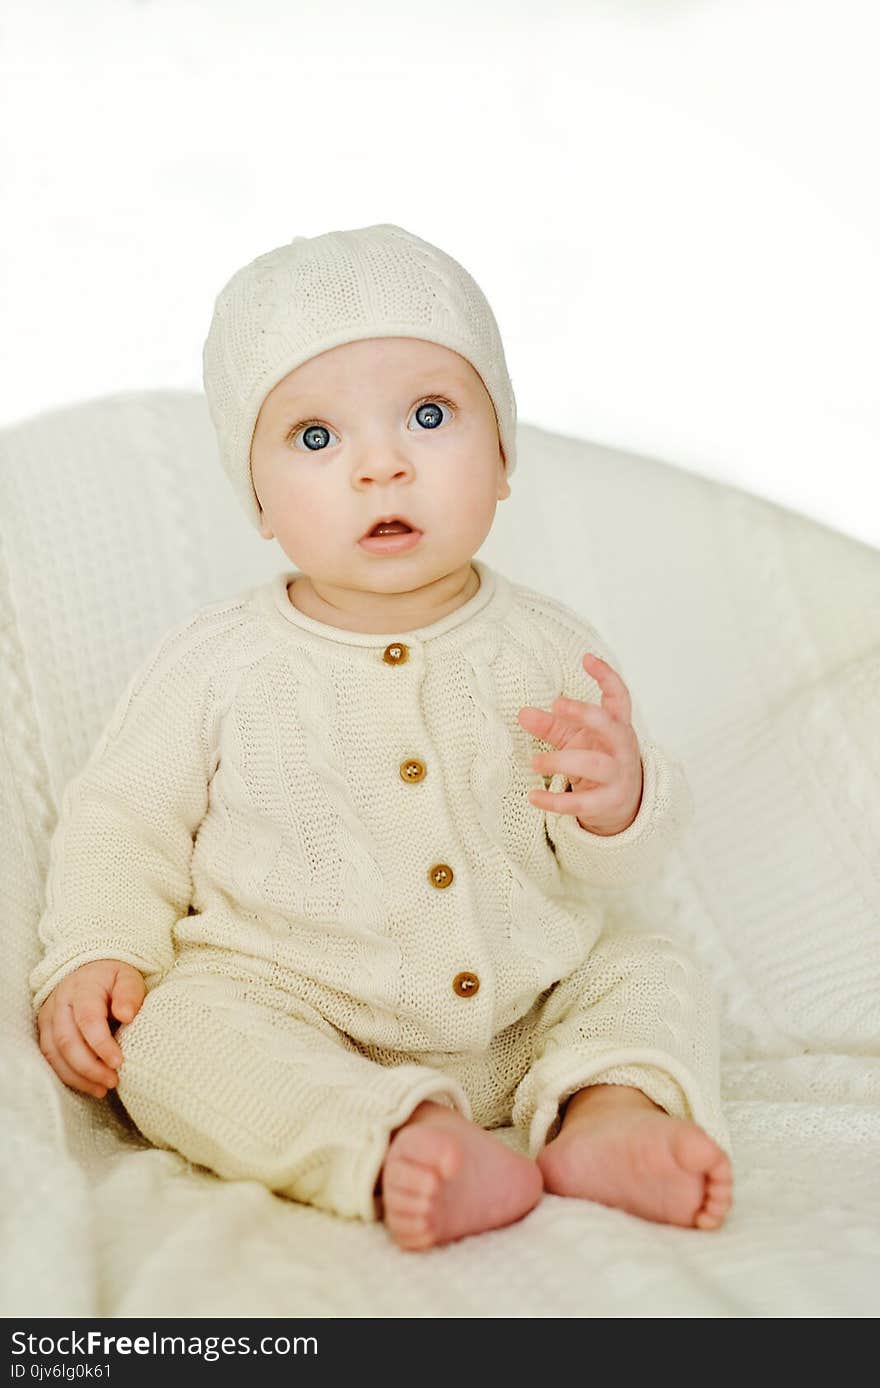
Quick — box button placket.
[383,639,478,1013]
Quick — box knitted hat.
[202,223,518,531]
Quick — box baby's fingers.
[517,705,552,735]
[75,998,124,1070]
[39,1023,110,1099]
[53,1001,120,1090]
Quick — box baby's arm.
[519,614,694,887]
[30,620,216,1057]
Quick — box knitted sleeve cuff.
[575,1063,691,1121]
[545,740,695,888]
[516,1048,731,1160]
[30,948,162,1016]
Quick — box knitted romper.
[30,559,729,1222]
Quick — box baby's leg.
[113,970,474,1225]
[513,930,733,1229]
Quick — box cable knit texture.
[27,558,725,1218]
[4,392,880,1315]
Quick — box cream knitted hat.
[202,223,517,531]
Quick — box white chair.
[2,390,878,1316]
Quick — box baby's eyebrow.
[410,374,471,391]
[279,377,470,416]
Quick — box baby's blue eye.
[407,399,453,432]
[297,423,336,452]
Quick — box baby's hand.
[517,652,644,837]
[36,959,146,1099]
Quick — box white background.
[2,0,877,546]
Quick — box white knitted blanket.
[2,393,879,1317]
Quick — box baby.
[31,223,733,1252]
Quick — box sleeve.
[541,612,695,888]
[28,623,216,1013]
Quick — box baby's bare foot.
[537,1085,733,1230]
[379,1100,543,1252]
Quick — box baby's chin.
[288,558,479,614]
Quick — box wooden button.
[382,642,409,665]
[453,972,480,998]
[400,758,426,783]
[428,863,454,889]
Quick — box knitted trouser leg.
[355,1003,544,1134]
[510,929,730,1160]
[113,972,471,1222]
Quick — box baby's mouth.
[361,515,419,538]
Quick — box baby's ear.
[497,445,511,499]
[253,483,274,539]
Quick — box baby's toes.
[700,1168,734,1225]
[380,1128,465,1249]
[381,1166,440,1247]
[389,1124,462,1182]
[695,1188,732,1229]
[382,1155,440,1221]
[384,1153,440,1202]
[691,1147,734,1230]
[671,1123,727,1180]
[707,1162,733,1199]
[385,1204,435,1250]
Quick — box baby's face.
[250,337,510,598]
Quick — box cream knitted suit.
[29,558,728,1221]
